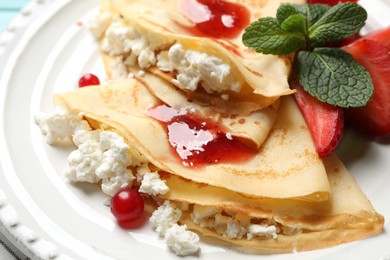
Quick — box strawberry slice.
[354,26,390,48]
[343,39,390,136]
[292,83,344,157]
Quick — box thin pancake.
[97,0,304,111]
[54,79,331,201]
[164,155,383,253]
[126,67,279,149]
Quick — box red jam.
[148,104,256,167]
[178,0,251,39]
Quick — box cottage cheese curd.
[66,129,136,196]
[97,17,241,94]
[149,201,182,236]
[150,201,200,255]
[191,205,279,240]
[247,224,278,240]
[35,107,147,196]
[101,21,170,69]
[166,44,241,93]
[34,106,86,145]
[88,12,112,39]
[139,171,169,196]
[164,224,200,256]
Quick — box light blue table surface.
[0,0,31,32]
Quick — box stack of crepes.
[54,0,384,253]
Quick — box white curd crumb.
[88,12,112,39]
[156,51,172,72]
[99,21,241,94]
[101,21,164,69]
[168,44,241,93]
[247,224,277,240]
[149,201,182,236]
[164,224,200,256]
[226,133,233,140]
[66,139,102,183]
[193,205,219,220]
[66,130,135,196]
[34,106,86,145]
[139,171,169,196]
[101,21,138,56]
[221,94,229,100]
[225,219,247,239]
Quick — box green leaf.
[276,3,300,24]
[308,3,367,46]
[242,17,305,55]
[294,4,330,27]
[297,48,373,108]
[280,14,306,34]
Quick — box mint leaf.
[242,17,305,55]
[242,2,373,108]
[297,48,373,107]
[294,4,330,27]
[281,14,306,34]
[276,3,300,24]
[309,3,367,46]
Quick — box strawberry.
[354,26,390,48]
[343,38,390,136]
[292,82,344,157]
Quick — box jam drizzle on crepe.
[147,104,256,167]
[178,0,250,39]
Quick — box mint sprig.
[297,48,373,107]
[242,17,306,55]
[242,2,373,108]
[309,3,367,46]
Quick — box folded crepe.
[54,78,330,201]
[53,79,383,252]
[122,67,280,149]
[93,0,305,113]
[160,155,384,253]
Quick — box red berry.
[78,73,100,88]
[343,38,390,136]
[292,83,344,157]
[111,187,144,224]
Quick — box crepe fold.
[54,78,330,201]
[96,0,305,113]
[160,155,384,252]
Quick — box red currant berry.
[110,187,144,224]
[78,73,100,88]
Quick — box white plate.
[0,0,389,259]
